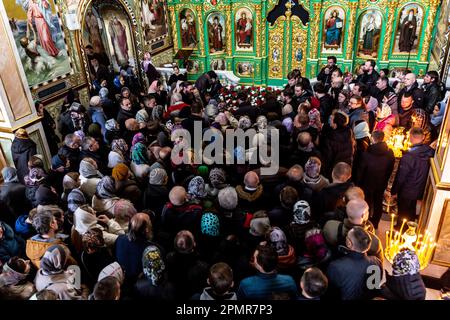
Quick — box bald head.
[331,162,352,183]
[344,186,365,203]
[287,165,304,182]
[297,132,312,147]
[244,171,260,188]
[403,73,417,88]
[346,199,369,225]
[169,186,187,206]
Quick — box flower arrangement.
[217,85,282,110]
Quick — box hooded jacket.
[11,138,37,184]
[391,144,435,200]
[235,185,265,212]
[161,202,203,237]
[381,273,426,300]
[321,127,355,177]
[198,287,237,300]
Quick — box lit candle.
[398,219,407,238]
[414,235,423,252]
[385,231,389,251]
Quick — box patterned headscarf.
[188,176,207,199]
[201,212,220,237]
[256,115,268,131]
[412,108,429,130]
[132,132,146,148]
[74,205,97,235]
[96,176,116,199]
[304,157,321,180]
[24,168,46,187]
[79,159,99,178]
[2,167,18,183]
[268,227,289,256]
[105,119,120,132]
[67,188,86,214]
[209,168,226,189]
[151,105,164,121]
[238,116,252,130]
[111,138,128,157]
[0,260,28,286]
[142,245,165,286]
[392,249,421,276]
[82,228,105,250]
[40,245,67,275]
[293,200,311,225]
[132,142,150,165]
[149,168,167,185]
[377,104,392,120]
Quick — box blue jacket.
[0,222,25,264]
[391,144,435,200]
[238,272,299,300]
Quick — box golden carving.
[196,7,205,55]
[291,17,308,75]
[168,7,179,49]
[345,3,358,60]
[421,3,439,61]
[226,7,232,56]
[256,5,262,57]
[269,17,285,79]
[359,0,388,11]
[310,3,322,58]
[382,0,399,60]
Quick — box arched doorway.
[77,0,141,87]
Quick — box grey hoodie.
[200,287,237,300]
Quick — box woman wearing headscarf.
[148,80,168,107]
[0,257,35,300]
[285,200,316,256]
[24,167,48,208]
[0,167,30,226]
[11,128,37,184]
[104,119,121,144]
[197,212,222,264]
[266,227,296,272]
[130,133,151,181]
[73,204,125,249]
[79,158,103,201]
[374,104,395,141]
[108,138,129,169]
[80,229,114,290]
[61,172,80,208]
[133,245,175,300]
[381,249,426,300]
[143,168,169,217]
[35,245,89,300]
[0,221,25,266]
[112,163,141,207]
[91,176,120,218]
[187,176,207,205]
[302,157,329,193]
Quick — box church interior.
[0,0,450,301]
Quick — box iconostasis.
[168,0,442,86]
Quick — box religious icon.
[235,8,253,51]
[6,0,72,87]
[208,13,225,53]
[295,48,303,62]
[236,62,253,76]
[108,16,129,66]
[357,10,382,58]
[186,60,199,73]
[141,0,168,43]
[211,59,226,70]
[179,9,197,48]
[323,6,345,51]
[85,8,106,54]
[272,48,280,62]
[394,4,423,54]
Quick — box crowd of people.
[0,53,448,301]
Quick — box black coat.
[233,103,261,123]
[0,182,30,224]
[422,82,442,114]
[311,182,353,218]
[392,144,435,200]
[398,82,424,109]
[11,137,37,184]
[321,127,355,178]
[326,250,382,300]
[58,145,81,172]
[319,94,334,123]
[381,273,426,300]
[356,142,395,194]
[143,184,170,218]
[117,108,136,132]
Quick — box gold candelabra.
[386,127,411,158]
[385,216,437,269]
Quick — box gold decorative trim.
[196,6,205,55]
[421,1,440,61]
[255,5,262,57]
[226,6,232,56]
[168,6,179,49]
[382,0,399,60]
[310,2,322,59]
[268,17,285,79]
[291,18,308,74]
[345,3,358,60]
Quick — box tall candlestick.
[398,219,407,238]
[389,214,395,244]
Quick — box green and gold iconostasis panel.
[168,0,442,86]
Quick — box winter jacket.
[398,82,424,109]
[25,235,74,269]
[0,181,29,224]
[321,127,355,177]
[143,184,170,217]
[311,182,353,218]
[0,222,25,265]
[193,287,237,300]
[422,82,442,114]
[326,250,382,300]
[11,138,37,184]
[356,142,395,194]
[58,145,81,172]
[391,144,435,200]
[35,270,86,300]
[323,218,383,262]
[381,273,426,300]
[238,272,299,300]
[117,108,136,131]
